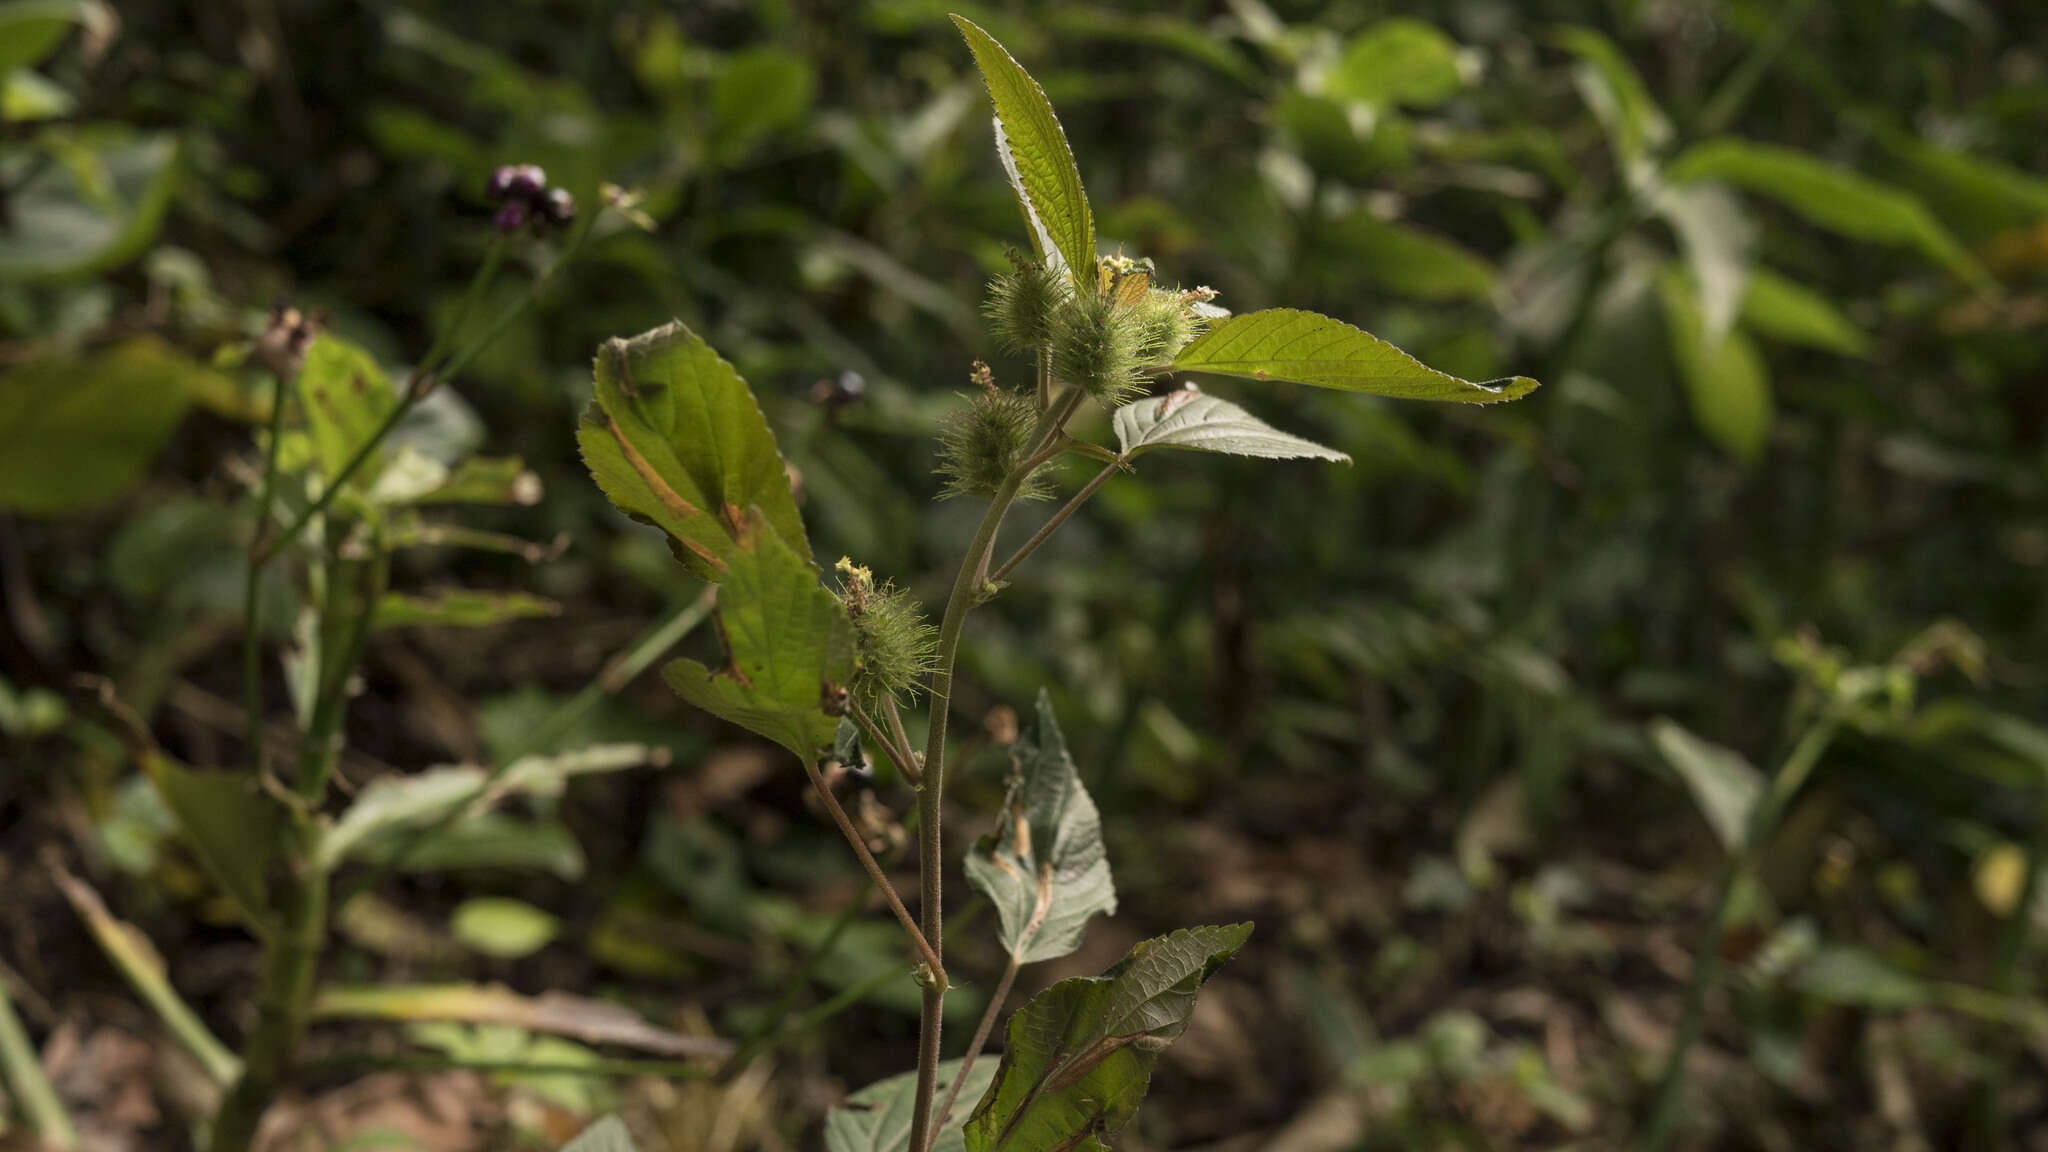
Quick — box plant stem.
[1643,714,1841,1152]
[801,756,943,978]
[907,385,1084,1152]
[0,973,77,1149]
[988,458,1124,586]
[241,372,289,779]
[852,699,919,784]
[882,694,921,783]
[717,874,874,1080]
[929,954,1019,1144]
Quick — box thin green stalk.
[242,372,290,778]
[416,241,505,379]
[988,457,1124,586]
[1644,714,1841,1152]
[930,954,1019,1145]
[336,586,715,908]
[852,699,919,784]
[717,875,875,1081]
[0,974,77,1149]
[907,385,1084,1152]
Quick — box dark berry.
[493,200,529,234]
[538,186,575,226]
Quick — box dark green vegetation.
[3,2,2046,1150]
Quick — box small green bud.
[937,363,1054,501]
[834,558,938,710]
[985,250,1068,352]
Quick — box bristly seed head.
[936,371,1052,502]
[834,558,938,710]
[985,248,1068,353]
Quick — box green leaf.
[710,47,815,166]
[964,923,1253,1152]
[1169,309,1539,403]
[1112,388,1347,463]
[0,0,90,72]
[296,333,399,487]
[1653,181,1753,351]
[1324,19,1463,109]
[1796,947,1927,1010]
[452,897,561,959]
[366,451,542,507]
[317,745,663,870]
[4,68,74,120]
[1648,718,1762,852]
[144,756,278,932]
[1667,137,1992,291]
[577,320,808,581]
[1552,26,1669,162]
[356,815,587,878]
[0,338,198,513]
[1738,268,1870,358]
[1659,268,1773,462]
[0,129,177,279]
[560,1117,639,1152]
[374,589,562,629]
[951,15,1096,285]
[1326,210,1495,301]
[825,1059,998,1152]
[663,516,856,768]
[964,691,1118,966]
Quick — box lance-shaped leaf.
[144,755,278,933]
[952,15,1096,285]
[965,692,1118,966]
[1112,388,1348,463]
[663,515,856,767]
[1169,309,1539,404]
[826,1059,998,1152]
[577,321,808,580]
[374,589,562,629]
[964,923,1253,1152]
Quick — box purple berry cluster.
[485,164,575,234]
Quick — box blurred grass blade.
[313,983,730,1060]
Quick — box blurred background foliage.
[3,0,2048,1148]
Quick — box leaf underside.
[1112,389,1349,462]
[826,1058,999,1152]
[1170,309,1540,403]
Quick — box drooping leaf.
[825,1059,998,1152]
[662,516,856,767]
[577,320,808,581]
[1112,388,1346,463]
[0,129,177,279]
[1326,210,1494,302]
[1653,181,1753,351]
[1648,718,1762,852]
[952,15,1095,285]
[451,897,562,959]
[1877,130,2048,241]
[317,745,664,869]
[964,691,1118,966]
[1552,26,1669,162]
[374,589,562,629]
[1737,268,1870,358]
[1324,19,1463,109]
[0,338,199,513]
[0,0,92,72]
[312,983,730,1059]
[296,333,399,487]
[144,756,278,933]
[560,1116,639,1152]
[964,923,1253,1152]
[1667,137,1991,291]
[1659,267,1773,462]
[1169,309,1539,403]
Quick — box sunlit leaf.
[578,320,808,581]
[1738,268,1870,357]
[1170,309,1539,403]
[1668,137,1991,291]
[964,923,1252,1152]
[451,897,561,959]
[1325,19,1463,109]
[0,0,93,72]
[296,333,399,488]
[826,1059,998,1152]
[1648,718,1761,852]
[964,691,1118,965]
[560,1117,639,1152]
[0,338,199,513]
[952,15,1096,285]
[1659,268,1772,462]
[1653,181,1752,350]
[1112,388,1347,463]
[662,516,856,767]
[374,589,561,629]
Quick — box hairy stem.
[908,385,1084,1152]
[930,954,1020,1144]
[852,700,920,785]
[1644,714,1841,1151]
